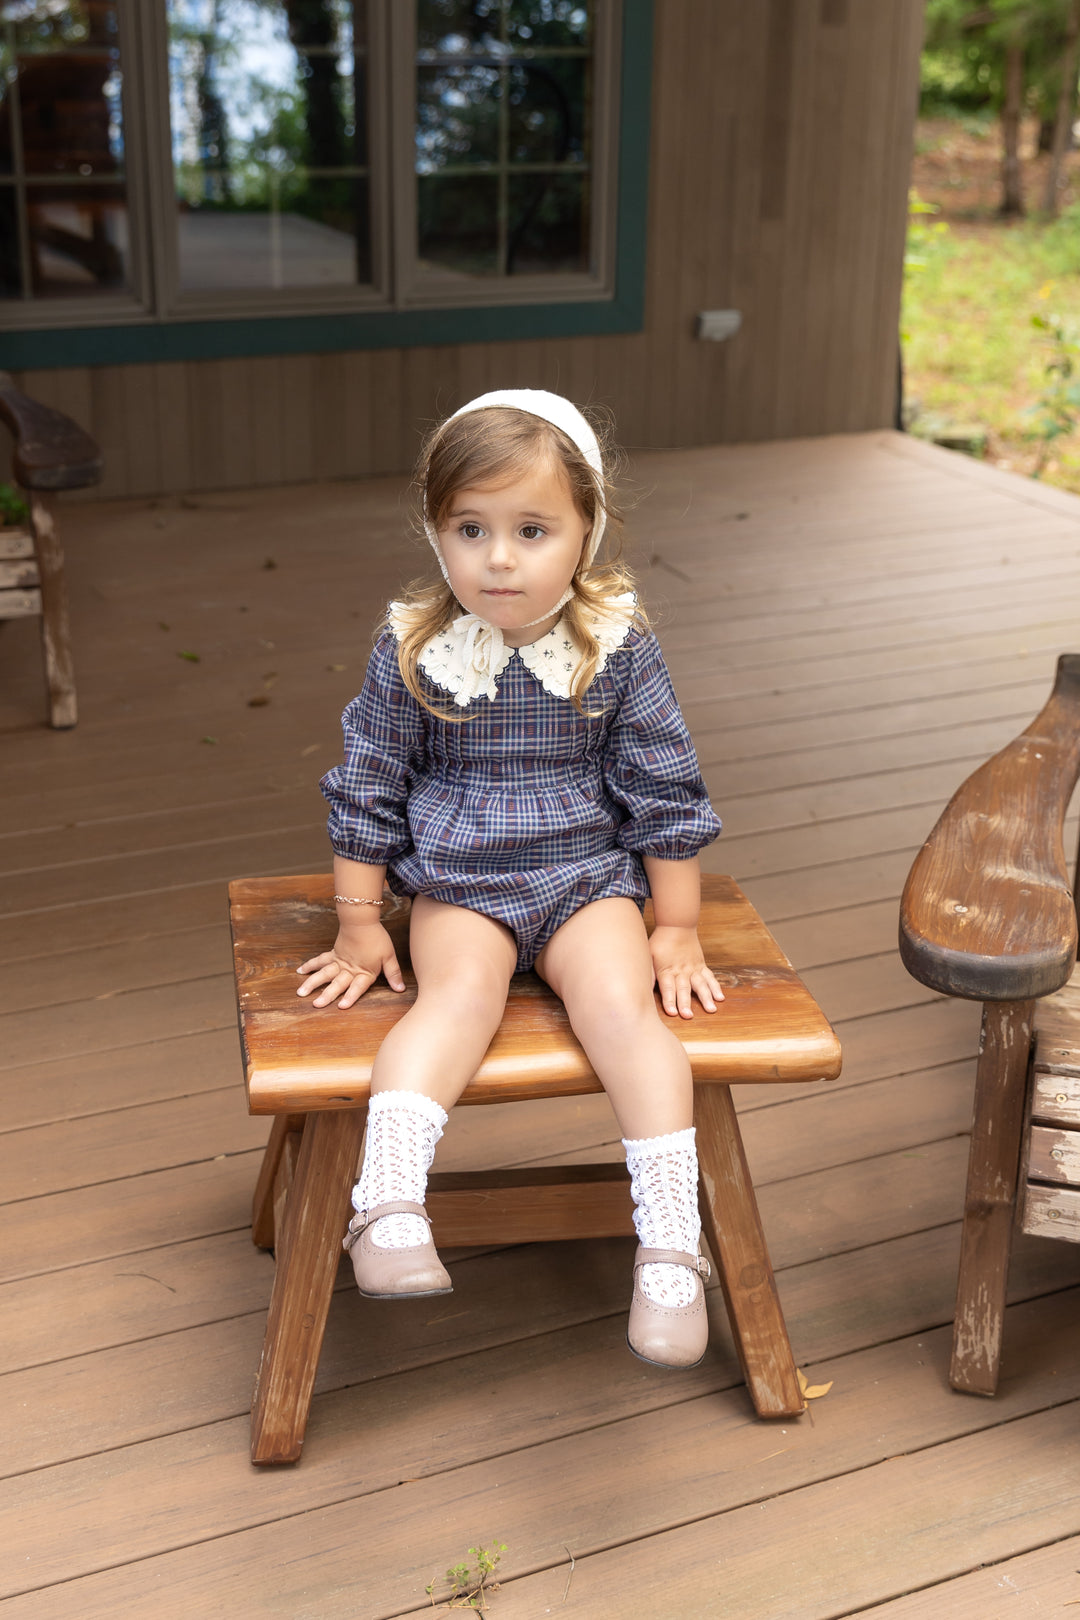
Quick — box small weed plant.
[0,483,28,526]
[425,1542,507,1612]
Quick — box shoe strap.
[343,1200,431,1252]
[634,1245,711,1280]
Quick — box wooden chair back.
[900,652,1080,1395]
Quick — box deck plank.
[854,1533,1080,1616]
[483,1404,1080,1620]
[4,1292,1077,1616]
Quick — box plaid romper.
[321,624,721,973]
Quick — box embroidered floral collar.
[388,592,636,707]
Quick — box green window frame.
[1,0,651,370]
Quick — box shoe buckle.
[342,1211,369,1253]
[695,1255,711,1281]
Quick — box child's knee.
[569,978,658,1043]
[418,963,509,1028]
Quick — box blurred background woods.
[904,0,1080,489]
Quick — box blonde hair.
[394,404,646,719]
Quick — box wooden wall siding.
[8,0,924,500]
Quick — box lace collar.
[388,592,636,707]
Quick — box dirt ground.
[910,115,1080,224]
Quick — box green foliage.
[921,0,1077,116]
[0,482,28,525]
[1024,310,1080,471]
[902,182,1080,488]
[425,1542,507,1612]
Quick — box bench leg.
[695,1084,804,1418]
[250,1106,366,1465]
[950,999,1034,1397]
[251,1113,306,1250]
[29,492,77,730]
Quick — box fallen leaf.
[263,557,277,570]
[262,671,279,686]
[178,649,200,662]
[327,663,346,672]
[201,735,218,745]
[247,695,270,707]
[797,1368,833,1401]
[300,743,320,756]
[158,620,170,631]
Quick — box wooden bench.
[900,652,1080,1396]
[0,371,103,728]
[230,872,842,1464]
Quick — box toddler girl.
[298,388,723,1368]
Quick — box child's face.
[437,454,590,645]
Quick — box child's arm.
[644,855,725,1020]
[296,855,407,1009]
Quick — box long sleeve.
[603,632,721,859]
[320,632,427,863]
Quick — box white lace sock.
[623,1127,702,1308]
[352,1090,449,1249]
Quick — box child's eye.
[519,524,545,540]
[459,522,484,539]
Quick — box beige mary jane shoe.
[343,1199,453,1298]
[626,1245,711,1369]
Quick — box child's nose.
[487,534,515,568]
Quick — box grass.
[902,117,1080,493]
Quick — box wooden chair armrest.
[0,372,103,492]
[899,653,1080,1001]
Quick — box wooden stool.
[0,372,103,729]
[230,872,842,1464]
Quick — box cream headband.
[422,388,608,608]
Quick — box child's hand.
[296,924,406,1008]
[649,925,725,1020]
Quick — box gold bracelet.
[333,894,385,906]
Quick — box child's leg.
[535,899,706,1341]
[534,897,694,1136]
[351,898,517,1258]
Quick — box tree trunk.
[1001,41,1026,217]
[1043,0,1080,216]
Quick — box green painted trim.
[1,0,653,373]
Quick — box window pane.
[507,169,584,273]
[0,0,130,301]
[414,0,593,283]
[417,0,500,54]
[26,180,127,293]
[167,0,372,294]
[417,63,500,169]
[507,58,586,164]
[418,171,498,275]
[505,0,591,49]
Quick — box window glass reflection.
[415,0,593,281]
[0,0,130,299]
[167,0,371,292]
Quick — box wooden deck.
[2,429,1080,1618]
